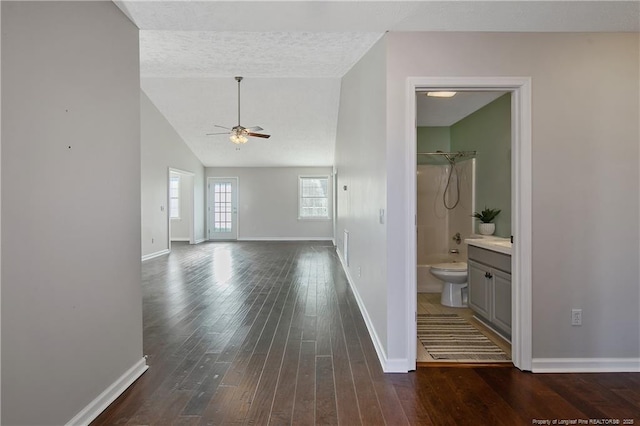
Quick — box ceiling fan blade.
[248,132,271,139]
[246,126,263,132]
[206,132,230,136]
[214,124,231,130]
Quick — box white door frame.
[206,177,239,241]
[405,77,532,371]
[168,168,196,252]
[332,168,338,246]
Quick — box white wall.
[385,32,639,363]
[141,91,205,257]
[205,167,333,240]
[334,38,389,363]
[1,2,143,424]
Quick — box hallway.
[93,242,640,425]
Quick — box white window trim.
[298,175,331,221]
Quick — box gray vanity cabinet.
[467,246,512,340]
[491,269,512,336]
[468,260,491,319]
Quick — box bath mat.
[417,314,511,362]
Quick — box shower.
[415,150,475,293]
[418,150,476,210]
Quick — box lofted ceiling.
[115,1,639,167]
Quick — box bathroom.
[416,90,513,364]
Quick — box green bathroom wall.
[416,126,450,165]
[451,93,511,237]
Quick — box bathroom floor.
[416,293,512,365]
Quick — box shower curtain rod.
[416,150,477,156]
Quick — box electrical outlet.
[571,309,582,326]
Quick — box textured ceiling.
[117,1,640,33]
[116,0,640,167]
[140,31,383,78]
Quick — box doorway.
[405,77,532,372]
[208,177,239,241]
[168,168,196,251]
[415,91,512,365]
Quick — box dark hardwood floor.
[92,241,640,425]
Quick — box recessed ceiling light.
[426,91,457,98]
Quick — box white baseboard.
[336,249,407,373]
[171,238,190,242]
[141,249,170,262]
[195,238,206,244]
[383,358,411,373]
[532,357,640,373]
[237,237,333,241]
[66,357,148,426]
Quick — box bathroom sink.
[464,236,512,255]
[491,240,512,247]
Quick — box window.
[299,176,329,219]
[169,175,180,219]
[213,182,232,233]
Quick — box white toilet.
[429,262,468,307]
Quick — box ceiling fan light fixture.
[427,91,457,98]
[230,133,248,144]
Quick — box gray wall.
[141,91,205,257]
[206,167,333,240]
[1,2,143,424]
[0,2,3,418]
[0,2,3,419]
[334,37,389,357]
[338,31,639,367]
[384,32,639,361]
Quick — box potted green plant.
[473,207,501,235]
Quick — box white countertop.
[464,235,512,255]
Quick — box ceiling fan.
[207,76,271,144]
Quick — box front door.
[208,178,238,240]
